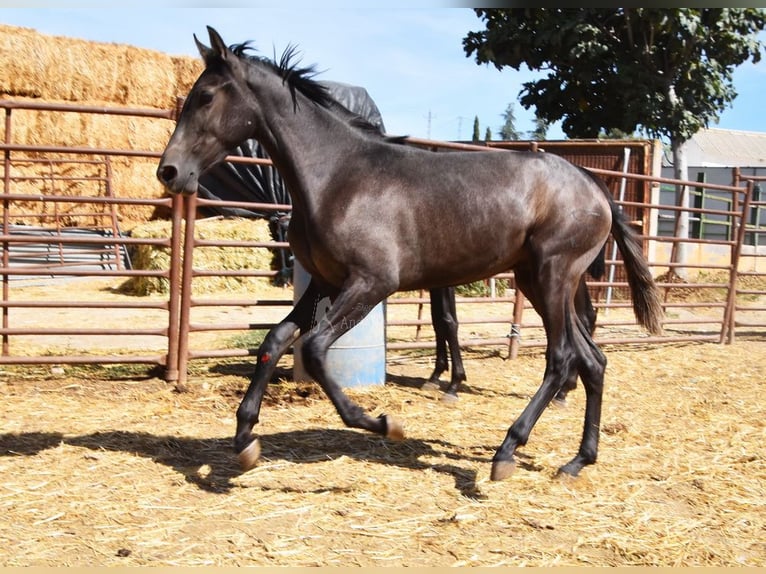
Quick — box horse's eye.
[198,90,214,106]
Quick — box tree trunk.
[670,137,690,280]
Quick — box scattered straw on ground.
[1,340,764,566]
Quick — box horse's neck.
[252,85,362,214]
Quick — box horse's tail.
[586,243,606,280]
[582,168,664,335]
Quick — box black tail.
[587,244,606,280]
[581,168,664,335]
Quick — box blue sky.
[1,4,765,142]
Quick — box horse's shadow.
[384,371,531,401]
[0,428,493,498]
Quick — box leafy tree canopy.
[463,8,766,143]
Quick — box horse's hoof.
[384,415,405,441]
[238,438,261,472]
[420,381,441,392]
[556,459,584,479]
[554,468,579,482]
[551,397,568,409]
[490,459,516,481]
[439,392,459,405]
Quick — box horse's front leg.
[422,288,450,391]
[301,278,404,441]
[235,279,325,471]
[424,287,466,403]
[441,286,466,400]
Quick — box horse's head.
[157,26,255,195]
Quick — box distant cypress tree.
[484,127,492,141]
[528,116,550,140]
[472,116,481,142]
[498,103,521,141]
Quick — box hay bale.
[120,217,277,296]
[172,55,204,97]
[0,23,201,109]
[0,24,207,227]
[0,24,179,108]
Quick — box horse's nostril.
[157,165,178,184]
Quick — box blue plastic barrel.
[292,261,386,387]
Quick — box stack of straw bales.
[0,24,203,227]
[1,25,281,290]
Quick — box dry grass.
[1,341,764,566]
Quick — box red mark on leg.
[260,352,271,364]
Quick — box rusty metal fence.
[1,100,764,385]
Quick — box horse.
[157,27,663,481]
[191,80,469,400]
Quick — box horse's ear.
[194,27,230,65]
[207,26,229,60]
[194,33,213,63]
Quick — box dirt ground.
[1,334,764,566]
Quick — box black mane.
[230,41,333,110]
[229,41,402,142]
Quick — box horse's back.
[324,144,613,291]
[365,144,610,232]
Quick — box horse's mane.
[229,42,405,144]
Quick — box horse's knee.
[577,350,606,396]
[549,344,577,377]
[441,313,458,336]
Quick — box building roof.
[681,128,766,167]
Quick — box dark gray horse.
[195,81,467,399]
[157,28,663,481]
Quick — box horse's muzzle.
[156,164,178,187]
[156,164,198,196]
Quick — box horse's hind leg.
[490,266,580,481]
[301,277,404,440]
[235,279,327,471]
[557,317,606,477]
[553,276,598,406]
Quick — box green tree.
[464,8,765,277]
[597,128,636,139]
[485,126,493,141]
[472,115,481,142]
[499,102,522,140]
[528,116,550,140]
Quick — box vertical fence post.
[415,289,425,341]
[174,193,198,386]
[605,147,631,313]
[2,108,11,356]
[508,289,525,359]
[720,180,753,344]
[164,192,184,382]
